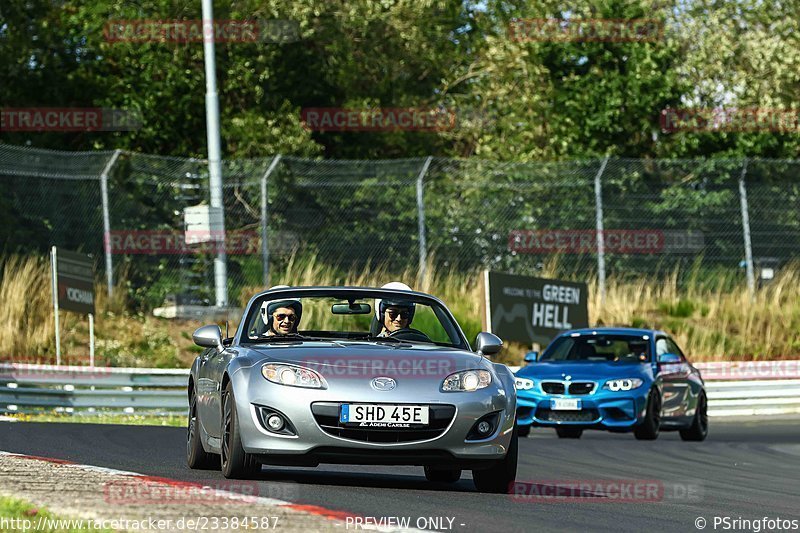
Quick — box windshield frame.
[236,286,470,350]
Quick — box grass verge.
[2,253,799,365]
[4,413,186,427]
[0,495,112,532]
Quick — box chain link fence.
[2,143,796,310]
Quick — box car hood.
[515,361,652,381]
[247,340,485,380]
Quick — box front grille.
[311,402,456,443]
[568,382,595,395]
[542,382,566,394]
[535,407,600,423]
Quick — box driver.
[377,299,415,337]
[260,287,303,336]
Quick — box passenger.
[370,281,415,337]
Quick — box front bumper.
[230,365,515,466]
[516,387,649,430]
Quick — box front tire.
[424,466,461,483]
[634,388,661,440]
[680,392,709,441]
[221,383,260,478]
[472,426,518,494]
[555,427,583,439]
[517,424,531,437]
[187,391,217,470]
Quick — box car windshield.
[540,334,650,363]
[240,290,467,349]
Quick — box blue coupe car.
[514,328,708,441]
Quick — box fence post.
[416,156,433,280]
[738,159,756,298]
[260,155,282,288]
[100,149,122,298]
[594,156,610,306]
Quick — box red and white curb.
[0,450,422,532]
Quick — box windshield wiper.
[364,335,412,345]
[256,333,310,342]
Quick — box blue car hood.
[516,361,652,380]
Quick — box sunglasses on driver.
[386,309,411,320]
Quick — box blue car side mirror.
[657,353,681,364]
[524,351,539,364]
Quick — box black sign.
[484,271,589,345]
[56,249,95,314]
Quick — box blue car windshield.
[540,335,650,363]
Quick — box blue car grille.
[568,382,595,395]
[540,381,595,395]
[536,407,600,423]
[542,382,565,394]
[311,402,456,443]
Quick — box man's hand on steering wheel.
[388,328,431,342]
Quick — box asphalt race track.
[2,418,799,532]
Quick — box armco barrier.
[0,363,188,415]
[510,360,800,417]
[1,361,799,417]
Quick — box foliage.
[2,0,797,159]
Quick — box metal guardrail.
[509,361,800,417]
[0,364,188,415]
[1,362,799,417]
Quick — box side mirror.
[193,325,224,350]
[657,353,681,364]
[524,351,539,364]
[475,332,503,357]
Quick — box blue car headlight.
[261,363,327,389]
[514,377,535,391]
[442,370,491,392]
[603,378,643,392]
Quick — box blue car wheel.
[633,388,661,440]
[680,392,709,441]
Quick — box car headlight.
[603,378,643,392]
[441,370,491,392]
[261,363,326,389]
[515,377,535,391]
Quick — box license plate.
[340,404,429,425]
[551,398,581,411]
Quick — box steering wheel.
[388,328,431,343]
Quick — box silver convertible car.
[187,286,518,493]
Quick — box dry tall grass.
[0,255,198,367]
[0,255,54,358]
[2,253,798,366]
